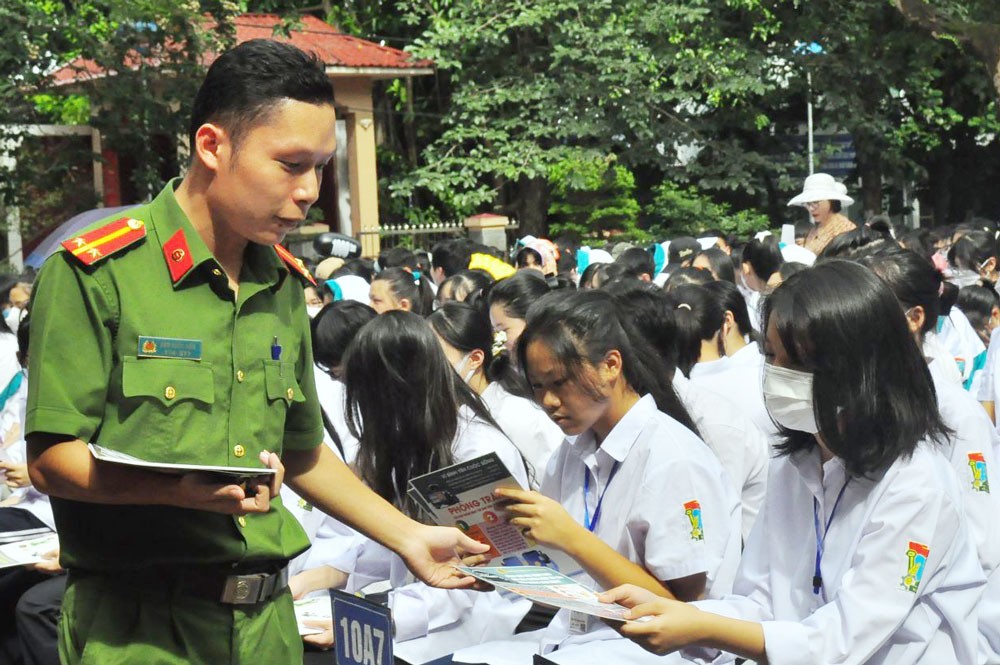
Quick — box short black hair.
[616,246,656,279]
[189,39,334,151]
[855,247,941,336]
[431,239,477,278]
[311,300,376,370]
[763,260,949,477]
[692,247,735,283]
[488,270,551,319]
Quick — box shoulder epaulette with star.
[274,244,317,286]
[61,217,147,266]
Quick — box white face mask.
[762,363,819,434]
[306,305,323,319]
[454,353,475,383]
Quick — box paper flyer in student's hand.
[88,444,276,481]
[455,565,635,622]
[294,596,332,636]
[0,531,59,569]
[407,452,581,576]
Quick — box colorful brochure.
[407,452,580,575]
[454,565,634,622]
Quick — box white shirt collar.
[571,393,657,464]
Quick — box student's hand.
[28,548,63,575]
[599,584,704,655]
[175,450,283,515]
[0,461,31,488]
[302,619,334,649]
[396,524,489,589]
[496,487,582,549]
[289,566,349,600]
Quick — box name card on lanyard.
[332,590,393,665]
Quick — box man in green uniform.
[25,39,486,664]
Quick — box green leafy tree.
[646,180,771,238]
[546,151,643,241]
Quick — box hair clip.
[677,303,692,311]
[492,330,508,357]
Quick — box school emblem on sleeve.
[968,452,990,493]
[684,500,704,541]
[900,541,930,593]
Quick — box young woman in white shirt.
[454,290,741,665]
[855,247,1000,663]
[602,260,985,665]
[673,284,779,440]
[291,311,531,663]
[428,301,563,487]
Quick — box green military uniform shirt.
[26,179,324,572]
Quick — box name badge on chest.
[138,336,203,361]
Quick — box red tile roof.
[50,13,432,86]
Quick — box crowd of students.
[6,186,1000,664]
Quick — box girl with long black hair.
[603,261,984,664]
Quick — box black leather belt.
[71,563,290,606]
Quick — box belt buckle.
[221,573,265,605]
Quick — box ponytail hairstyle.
[669,284,726,377]
[343,311,502,519]
[854,247,941,339]
[371,266,434,316]
[601,279,681,377]
[702,279,758,344]
[516,289,699,436]
[437,270,494,308]
[427,301,530,398]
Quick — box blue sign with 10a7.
[332,590,393,665]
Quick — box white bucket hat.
[787,173,854,207]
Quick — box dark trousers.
[15,573,64,665]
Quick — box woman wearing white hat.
[788,173,856,254]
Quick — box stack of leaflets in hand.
[454,565,634,622]
[407,452,580,576]
[0,532,59,569]
[88,443,275,481]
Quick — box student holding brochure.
[455,290,741,664]
[287,312,532,664]
[602,261,984,665]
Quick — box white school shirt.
[673,374,769,541]
[0,373,54,530]
[726,340,761,369]
[976,326,1000,427]
[939,308,987,387]
[453,396,742,665]
[326,411,531,664]
[538,394,742,652]
[689,356,781,441]
[932,371,1000,663]
[480,381,563,488]
[688,443,984,665]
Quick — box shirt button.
[164,386,176,400]
[236,370,245,382]
[234,444,246,458]
[237,516,247,528]
[286,388,294,400]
